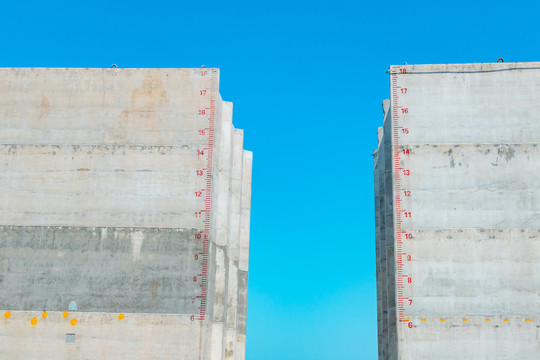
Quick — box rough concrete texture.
[0,68,252,360]
[0,226,202,313]
[374,62,540,359]
[2,311,203,360]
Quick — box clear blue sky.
[2,1,540,359]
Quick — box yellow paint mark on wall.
[63,312,69,318]
[4,311,11,319]
[31,318,37,325]
[384,316,532,324]
[70,319,77,326]
[118,313,125,320]
[42,312,48,318]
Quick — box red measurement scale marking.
[390,66,408,322]
[195,69,218,321]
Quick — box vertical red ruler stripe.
[390,66,406,323]
[198,68,218,321]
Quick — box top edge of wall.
[0,67,220,70]
[389,61,540,73]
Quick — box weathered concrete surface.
[0,68,252,360]
[0,226,202,313]
[0,311,202,360]
[402,317,540,359]
[0,144,207,228]
[0,68,210,146]
[375,62,540,359]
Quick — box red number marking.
[402,128,409,134]
[401,88,408,94]
[401,108,408,114]
[194,254,199,260]
[197,150,205,156]
[198,109,206,115]
[409,299,413,305]
[405,233,413,240]
[404,191,411,197]
[403,149,410,155]
[408,322,413,328]
[196,170,204,176]
[400,69,407,74]
[191,315,195,321]
[404,212,412,218]
[193,276,197,282]
[407,277,412,283]
[195,191,202,197]
[403,169,410,176]
[200,90,207,95]
[195,211,202,218]
[407,255,412,261]
[199,130,206,135]
[195,233,202,239]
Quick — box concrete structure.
[0,68,252,360]
[374,62,540,359]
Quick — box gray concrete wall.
[0,68,252,360]
[0,226,202,313]
[2,312,204,360]
[375,62,540,359]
